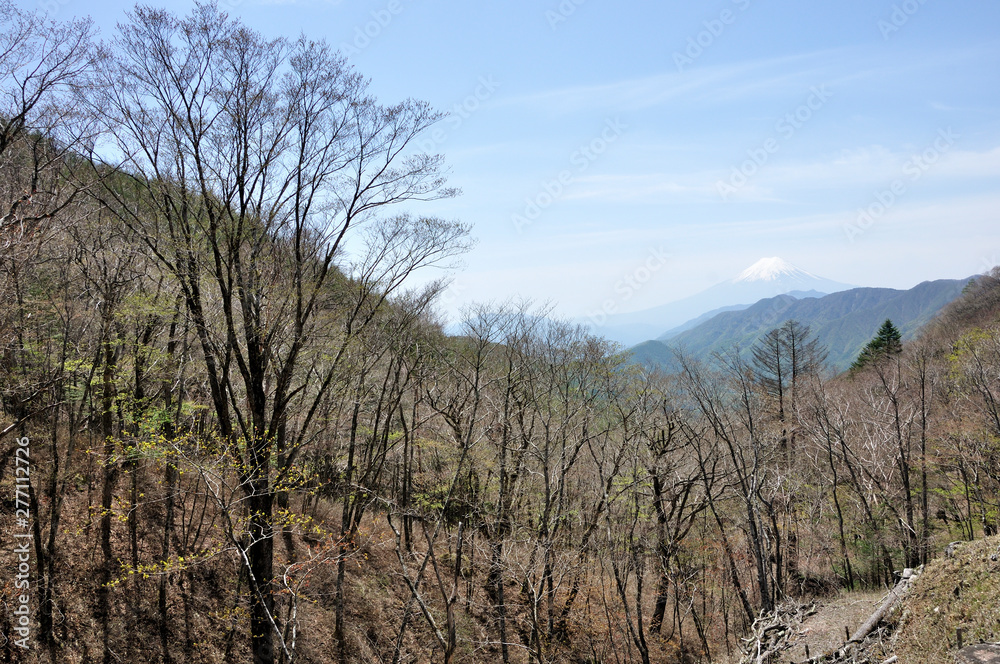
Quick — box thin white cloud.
[735,144,1000,198]
[497,54,830,114]
[563,173,719,202]
[496,43,995,116]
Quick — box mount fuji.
[587,257,856,346]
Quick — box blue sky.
[27,0,1000,322]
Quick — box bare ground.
[788,590,887,661]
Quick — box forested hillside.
[630,278,970,372]
[2,4,1000,664]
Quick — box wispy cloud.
[523,141,1000,212]
[742,143,1000,197]
[495,50,848,114]
[563,173,719,202]
[496,43,993,116]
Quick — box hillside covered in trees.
[629,277,971,373]
[2,4,1000,664]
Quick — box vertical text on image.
[12,436,32,649]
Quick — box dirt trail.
[789,590,886,660]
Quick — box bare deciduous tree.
[87,5,465,662]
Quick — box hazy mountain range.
[587,258,856,346]
[629,277,971,372]
[568,256,972,373]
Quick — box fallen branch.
[850,569,915,644]
[739,601,817,664]
[792,567,920,664]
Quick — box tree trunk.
[488,538,511,664]
[247,489,276,664]
[99,339,118,664]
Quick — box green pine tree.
[850,318,903,372]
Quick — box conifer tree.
[850,318,903,371]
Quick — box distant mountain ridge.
[587,257,855,346]
[629,277,971,373]
[657,290,828,340]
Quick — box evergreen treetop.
[850,318,903,372]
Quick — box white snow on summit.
[733,257,816,283]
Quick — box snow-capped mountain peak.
[734,257,815,283]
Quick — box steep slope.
[918,268,1000,344]
[892,536,1000,664]
[631,278,970,372]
